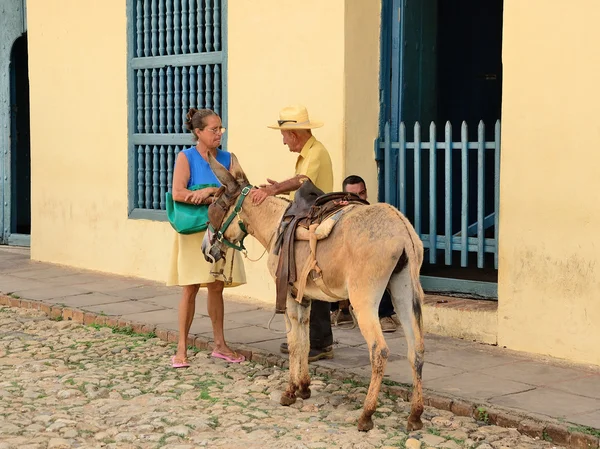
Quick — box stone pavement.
[0,306,566,449]
[1,246,599,448]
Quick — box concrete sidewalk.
[1,246,599,446]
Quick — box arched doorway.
[9,32,31,244]
[0,0,29,246]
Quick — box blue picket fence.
[378,120,501,272]
[127,0,226,216]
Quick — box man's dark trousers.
[309,299,333,349]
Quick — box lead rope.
[242,229,276,263]
[209,229,286,332]
[239,234,290,334]
[224,250,235,286]
[242,246,268,262]
[215,249,291,337]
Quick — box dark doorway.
[393,0,504,138]
[10,33,31,236]
[436,0,503,140]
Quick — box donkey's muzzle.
[202,230,225,263]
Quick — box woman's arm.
[171,153,219,205]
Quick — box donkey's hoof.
[357,415,374,432]
[297,388,311,400]
[280,393,296,406]
[406,417,423,431]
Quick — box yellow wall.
[26,0,382,308]
[226,0,346,302]
[227,0,381,301]
[498,0,600,365]
[28,0,174,280]
[344,0,380,200]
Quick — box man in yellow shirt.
[251,105,335,362]
[251,105,333,201]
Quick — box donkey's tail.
[389,205,425,325]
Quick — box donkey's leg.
[389,269,425,431]
[351,285,389,432]
[281,297,311,406]
[280,297,300,405]
[295,299,312,399]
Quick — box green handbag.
[165,184,219,234]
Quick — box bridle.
[208,184,253,252]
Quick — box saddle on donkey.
[273,180,369,313]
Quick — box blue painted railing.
[378,120,501,273]
[128,0,226,216]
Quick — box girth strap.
[275,213,305,314]
[294,223,346,303]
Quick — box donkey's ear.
[229,153,249,185]
[207,152,237,192]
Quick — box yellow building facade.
[20,0,600,366]
[498,0,600,366]
[26,0,380,304]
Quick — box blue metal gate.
[376,120,500,298]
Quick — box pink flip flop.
[211,350,245,363]
[171,356,190,368]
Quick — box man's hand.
[252,179,280,205]
[251,186,275,205]
[251,175,310,205]
[259,178,279,189]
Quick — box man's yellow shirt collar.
[298,136,317,160]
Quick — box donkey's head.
[201,152,252,263]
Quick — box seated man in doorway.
[251,104,335,362]
[330,175,400,333]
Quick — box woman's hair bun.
[185,108,199,130]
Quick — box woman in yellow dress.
[167,108,246,367]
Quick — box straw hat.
[268,105,323,130]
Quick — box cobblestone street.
[0,306,565,449]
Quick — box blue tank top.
[182,148,231,187]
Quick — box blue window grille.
[127,0,226,220]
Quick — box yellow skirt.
[166,231,246,287]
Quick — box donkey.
[202,153,425,432]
